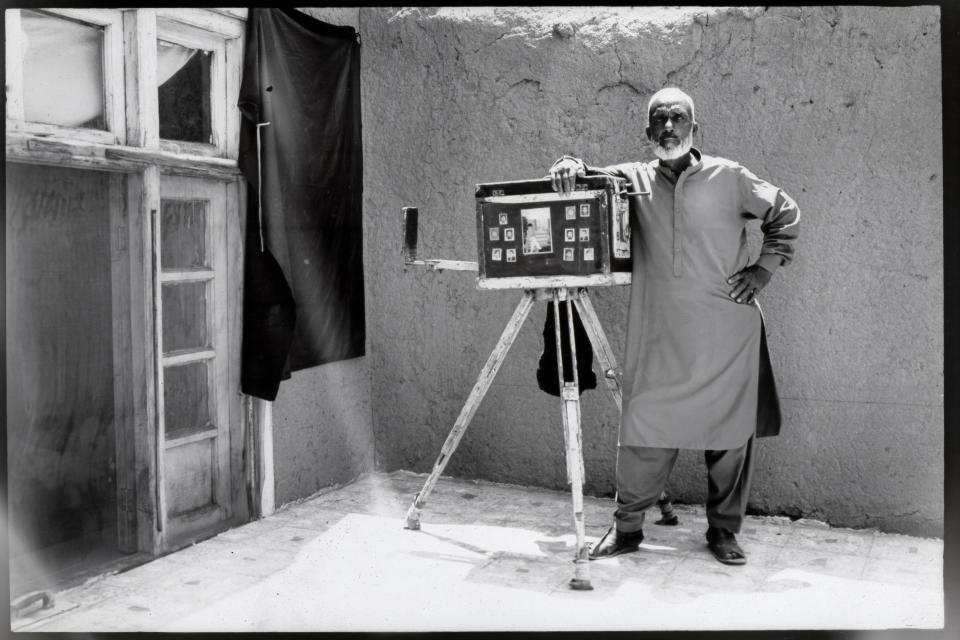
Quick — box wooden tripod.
[403,286,627,591]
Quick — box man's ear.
[645,125,653,141]
[692,122,700,135]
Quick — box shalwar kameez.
[575,148,800,533]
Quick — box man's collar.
[656,147,702,176]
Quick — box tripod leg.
[554,291,592,590]
[404,290,536,530]
[573,290,622,412]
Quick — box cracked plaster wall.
[305,6,942,536]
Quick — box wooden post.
[404,290,536,530]
[257,399,276,517]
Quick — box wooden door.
[154,174,242,548]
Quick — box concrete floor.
[9,470,944,632]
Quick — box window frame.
[6,7,246,171]
[155,16,229,157]
[6,8,127,145]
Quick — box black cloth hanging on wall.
[238,8,364,401]
[536,303,598,397]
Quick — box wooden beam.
[7,133,242,178]
[155,8,245,39]
[405,259,479,272]
[123,9,159,149]
[224,35,243,159]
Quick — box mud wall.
[307,6,942,535]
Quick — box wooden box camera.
[474,176,631,289]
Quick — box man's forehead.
[650,101,692,116]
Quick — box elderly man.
[550,88,799,565]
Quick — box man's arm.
[726,165,801,304]
[549,155,628,194]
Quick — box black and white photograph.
[4,4,949,636]
[520,208,552,255]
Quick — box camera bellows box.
[475,176,631,289]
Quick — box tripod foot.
[404,506,422,530]
[568,558,593,591]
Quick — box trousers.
[613,436,755,533]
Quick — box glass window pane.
[21,10,106,129]
[161,199,208,269]
[157,40,212,143]
[163,362,212,440]
[161,282,209,354]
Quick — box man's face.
[646,100,696,160]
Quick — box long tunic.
[583,149,800,450]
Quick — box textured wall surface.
[271,358,375,506]
[332,6,939,535]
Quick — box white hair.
[647,88,696,124]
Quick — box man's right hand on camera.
[550,156,586,195]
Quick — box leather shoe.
[706,526,747,565]
[588,526,643,560]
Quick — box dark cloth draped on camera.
[536,303,597,397]
[238,8,364,401]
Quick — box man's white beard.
[654,131,693,161]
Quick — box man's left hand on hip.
[727,264,772,304]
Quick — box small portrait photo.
[579,228,590,242]
[489,227,500,242]
[564,228,576,243]
[498,212,509,225]
[506,248,517,262]
[583,247,595,261]
[563,247,575,262]
[520,207,553,255]
[491,248,502,261]
[504,227,515,242]
[565,205,577,220]
[580,203,591,217]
